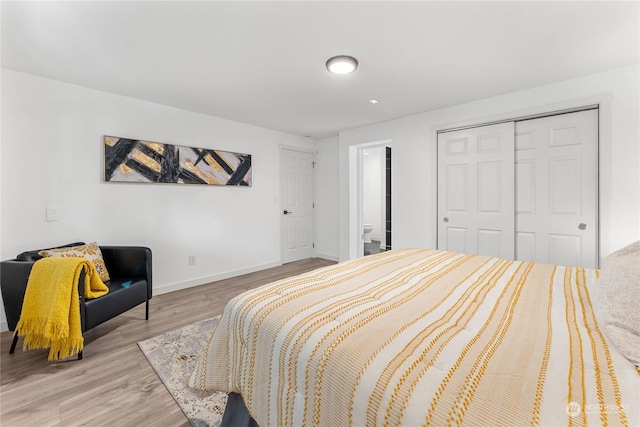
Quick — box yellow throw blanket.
[16,257,109,360]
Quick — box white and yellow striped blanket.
[190,249,639,426]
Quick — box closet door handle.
[578,223,587,230]
[443,217,449,222]
[284,210,293,215]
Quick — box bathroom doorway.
[358,143,391,257]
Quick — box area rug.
[138,316,228,427]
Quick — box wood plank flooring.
[0,257,335,426]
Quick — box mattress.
[189,248,639,426]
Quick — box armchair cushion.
[84,278,148,331]
[39,242,110,282]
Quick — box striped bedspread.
[189,249,639,426]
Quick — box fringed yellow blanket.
[16,257,109,360]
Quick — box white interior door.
[515,109,598,268]
[281,148,315,263]
[438,122,515,259]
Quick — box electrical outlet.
[189,255,196,265]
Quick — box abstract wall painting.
[104,136,252,186]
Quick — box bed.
[189,247,640,426]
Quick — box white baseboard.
[314,252,339,262]
[153,260,283,296]
[0,320,8,333]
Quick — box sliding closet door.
[514,109,598,268]
[437,122,515,259]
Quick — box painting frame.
[104,136,252,186]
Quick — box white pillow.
[593,241,640,366]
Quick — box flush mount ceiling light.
[326,55,358,74]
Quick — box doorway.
[351,141,392,258]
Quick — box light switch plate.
[46,207,59,222]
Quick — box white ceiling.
[2,1,639,139]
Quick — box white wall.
[337,65,640,261]
[0,69,316,331]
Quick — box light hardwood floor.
[0,257,335,426]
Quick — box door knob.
[578,223,587,230]
[283,210,293,215]
[443,217,449,222]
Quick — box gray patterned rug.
[138,316,228,427]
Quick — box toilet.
[363,223,374,243]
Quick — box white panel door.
[281,148,315,263]
[515,109,598,268]
[438,122,515,259]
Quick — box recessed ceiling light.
[326,55,358,74]
[369,99,380,104]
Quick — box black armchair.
[1,242,152,359]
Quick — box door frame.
[280,145,317,263]
[348,140,392,259]
[433,96,610,267]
